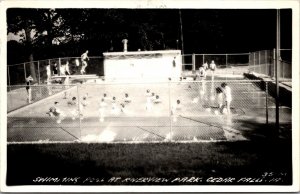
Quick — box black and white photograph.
[0,0,299,192]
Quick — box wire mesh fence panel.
[8,64,26,85]
[7,116,81,142]
[203,55,226,68]
[169,80,271,141]
[7,86,29,112]
[7,106,81,143]
[87,57,104,76]
[227,54,249,67]
[266,80,291,138]
[7,84,76,112]
[182,54,193,71]
[7,85,81,142]
[266,50,274,78]
[49,58,60,75]
[7,84,81,142]
[249,50,274,78]
[24,61,40,83]
[39,59,50,84]
[195,54,204,70]
[6,79,291,143]
[77,83,171,142]
[279,61,292,79]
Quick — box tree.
[7,8,66,81]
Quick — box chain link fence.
[7,79,291,143]
[248,49,292,80]
[182,53,250,78]
[7,49,292,87]
[7,84,76,112]
[7,57,105,87]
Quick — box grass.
[7,139,292,185]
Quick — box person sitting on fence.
[80,50,89,74]
[221,82,232,114]
[25,75,34,103]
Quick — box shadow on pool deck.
[237,119,291,141]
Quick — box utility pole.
[179,9,184,54]
[275,9,280,136]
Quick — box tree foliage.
[7,8,289,65]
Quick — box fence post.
[253,52,256,73]
[24,63,27,79]
[77,85,82,141]
[248,52,251,72]
[273,48,276,78]
[7,66,11,90]
[226,54,228,69]
[259,51,261,74]
[37,61,41,84]
[265,81,269,125]
[168,81,173,142]
[265,50,268,76]
[282,59,284,79]
[58,58,61,76]
[192,53,195,71]
[203,54,205,65]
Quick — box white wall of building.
[103,50,182,81]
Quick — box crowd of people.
[45,50,90,82]
[23,54,233,125]
[196,60,232,115]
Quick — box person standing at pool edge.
[221,82,232,114]
[25,75,34,103]
[80,50,89,74]
[210,60,216,80]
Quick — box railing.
[7,49,292,88]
